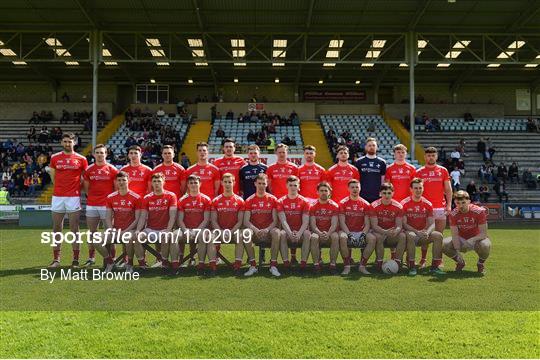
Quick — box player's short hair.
[162,145,174,152]
[276,143,288,151]
[336,145,349,154]
[304,145,316,152]
[151,172,165,180]
[366,137,377,144]
[425,146,438,154]
[410,178,424,187]
[222,138,235,146]
[380,182,394,192]
[93,144,107,152]
[255,173,268,182]
[222,172,234,181]
[454,190,470,200]
[196,142,208,150]
[186,174,200,183]
[393,144,408,152]
[116,171,128,179]
[128,145,141,153]
[317,181,332,192]
[348,179,360,186]
[287,175,299,183]
[247,144,260,152]
[62,133,75,140]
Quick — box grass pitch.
[0,226,539,358]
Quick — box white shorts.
[458,237,475,252]
[86,205,107,219]
[433,208,447,220]
[51,196,81,213]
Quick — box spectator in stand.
[464,112,474,122]
[486,138,496,160]
[226,110,234,120]
[523,168,536,189]
[431,118,441,131]
[247,129,256,142]
[450,147,461,166]
[29,112,40,124]
[156,107,166,117]
[526,117,540,133]
[27,126,36,143]
[180,152,190,169]
[458,139,467,157]
[466,180,479,203]
[425,119,434,131]
[38,127,49,144]
[493,178,509,202]
[496,162,508,182]
[479,184,490,203]
[61,92,70,102]
[416,94,425,103]
[216,126,226,138]
[450,166,463,191]
[478,164,488,184]
[508,162,519,183]
[60,109,70,124]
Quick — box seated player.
[102,171,141,274]
[338,179,375,275]
[401,178,444,276]
[370,183,406,273]
[211,173,254,276]
[443,190,491,274]
[136,173,178,275]
[176,175,213,276]
[243,174,281,277]
[277,176,311,272]
[309,182,340,274]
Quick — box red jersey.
[83,163,118,206]
[326,162,360,202]
[152,162,185,198]
[142,191,177,230]
[105,190,141,230]
[449,204,487,240]
[120,164,152,197]
[213,156,246,194]
[401,196,433,231]
[298,163,327,199]
[339,196,371,232]
[244,193,278,229]
[50,151,88,196]
[267,161,299,199]
[309,200,340,232]
[277,195,310,231]
[211,193,245,229]
[178,193,212,229]
[386,162,417,202]
[185,163,220,199]
[370,199,404,230]
[416,165,450,208]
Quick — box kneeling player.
[401,178,444,276]
[339,179,375,275]
[211,173,253,276]
[370,183,406,273]
[277,176,311,272]
[244,174,281,276]
[176,175,213,275]
[101,171,141,273]
[309,182,340,274]
[443,190,491,274]
[136,173,178,274]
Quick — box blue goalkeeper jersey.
[355,155,387,202]
[239,163,268,199]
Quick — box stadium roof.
[0,0,539,86]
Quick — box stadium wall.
[197,102,316,120]
[314,104,380,115]
[383,103,506,120]
[0,82,117,103]
[0,102,114,120]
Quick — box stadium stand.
[415,117,529,132]
[320,114,420,166]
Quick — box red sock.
[360,256,368,267]
[110,246,116,259]
[216,244,221,253]
[408,259,416,269]
[283,260,290,268]
[197,262,205,270]
[344,257,351,266]
[451,255,460,263]
[138,259,147,267]
[300,260,307,268]
[172,261,179,270]
[431,259,442,268]
[233,259,242,270]
[478,258,486,264]
[421,247,428,260]
[376,259,383,270]
[162,259,170,268]
[88,248,95,259]
[72,249,80,261]
[270,260,278,267]
[210,260,217,271]
[127,257,134,266]
[249,259,257,267]
[53,249,60,261]
[106,256,114,265]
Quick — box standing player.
[443,191,491,274]
[185,142,220,199]
[298,145,326,203]
[416,147,453,268]
[211,173,253,276]
[386,144,417,202]
[136,173,178,274]
[267,143,299,199]
[82,144,118,267]
[213,138,246,195]
[277,176,311,272]
[243,174,281,277]
[338,179,376,275]
[327,146,360,202]
[102,171,142,274]
[239,144,268,200]
[401,178,444,276]
[176,175,213,275]
[121,145,152,198]
[309,182,340,274]
[152,145,186,199]
[48,133,88,268]
[370,183,406,273]
[355,138,386,203]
